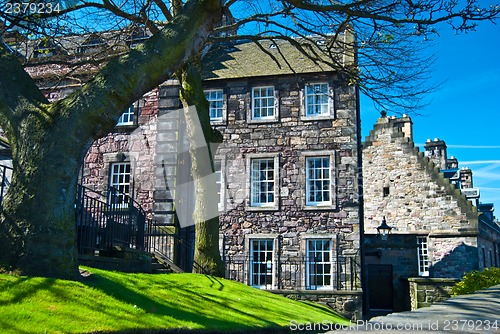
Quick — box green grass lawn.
[0,267,350,333]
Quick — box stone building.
[362,114,500,312]
[5,30,364,319]
[154,37,364,319]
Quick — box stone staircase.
[150,251,185,274]
[151,255,174,274]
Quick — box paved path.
[329,285,500,333]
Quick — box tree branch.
[55,0,223,139]
[153,0,174,21]
[0,39,49,133]
[284,0,500,29]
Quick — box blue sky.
[361,18,500,217]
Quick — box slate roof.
[202,33,354,80]
[5,25,354,80]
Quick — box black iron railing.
[146,219,208,274]
[0,163,12,210]
[75,185,146,255]
[224,256,360,291]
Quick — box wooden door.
[367,264,394,311]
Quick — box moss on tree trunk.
[178,60,224,277]
[0,106,86,278]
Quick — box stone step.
[151,262,166,270]
[153,268,174,274]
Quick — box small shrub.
[452,267,500,296]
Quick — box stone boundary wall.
[273,290,363,321]
[407,277,459,310]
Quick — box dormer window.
[78,34,107,54]
[34,39,60,58]
[126,28,149,48]
[117,105,136,126]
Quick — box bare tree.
[0,0,498,278]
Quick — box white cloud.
[459,160,500,165]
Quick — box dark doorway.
[367,264,394,311]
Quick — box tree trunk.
[178,60,224,277]
[0,0,223,279]
[0,110,89,278]
[0,163,81,279]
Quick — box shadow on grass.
[204,274,224,291]
[80,272,278,332]
[0,271,345,333]
[0,276,56,305]
[97,327,294,334]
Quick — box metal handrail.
[0,163,12,211]
[146,219,210,274]
[76,184,147,254]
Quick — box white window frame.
[301,82,334,120]
[305,83,330,116]
[250,158,275,207]
[109,162,131,208]
[214,157,226,212]
[205,89,225,123]
[305,156,332,207]
[246,154,279,210]
[306,239,333,290]
[417,236,430,277]
[251,86,277,121]
[117,105,136,126]
[249,238,275,289]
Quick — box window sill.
[210,120,226,126]
[303,204,335,211]
[115,124,138,132]
[248,118,279,124]
[300,115,334,122]
[246,205,279,212]
[306,286,334,291]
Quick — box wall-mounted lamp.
[376,216,393,240]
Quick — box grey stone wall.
[205,73,362,266]
[477,221,500,269]
[363,115,479,278]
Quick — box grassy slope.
[0,267,350,333]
